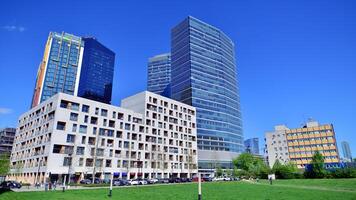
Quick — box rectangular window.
[72,124,77,132]
[66,134,75,143]
[63,157,72,166]
[70,112,78,121]
[76,146,85,155]
[79,125,87,133]
[56,121,66,130]
[82,105,90,113]
[101,109,108,117]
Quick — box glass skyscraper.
[341,141,352,160]
[78,37,115,104]
[31,32,115,107]
[171,16,243,168]
[244,138,259,155]
[147,53,171,97]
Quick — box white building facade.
[9,91,197,184]
[264,125,290,168]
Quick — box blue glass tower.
[78,37,115,104]
[147,53,171,97]
[244,138,259,155]
[171,16,243,168]
[31,32,115,107]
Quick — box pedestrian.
[53,181,57,191]
[269,177,272,185]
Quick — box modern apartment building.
[170,16,243,169]
[9,92,197,184]
[147,53,171,97]
[341,141,352,161]
[31,32,115,108]
[265,121,340,168]
[0,128,16,155]
[244,138,259,155]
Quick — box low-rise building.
[265,121,340,169]
[0,128,16,155]
[9,91,197,184]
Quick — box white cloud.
[0,108,13,114]
[2,25,26,32]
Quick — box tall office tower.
[147,53,171,97]
[31,32,115,108]
[341,141,352,161]
[77,37,115,104]
[244,138,259,155]
[0,128,16,155]
[171,16,243,169]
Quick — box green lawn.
[1,179,356,200]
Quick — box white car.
[212,177,224,181]
[129,179,147,185]
[223,177,232,181]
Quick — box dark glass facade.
[171,17,243,164]
[147,53,171,97]
[78,37,115,104]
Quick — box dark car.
[180,178,188,182]
[79,179,92,184]
[169,178,181,183]
[202,177,213,182]
[113,179,129,186]
[0,181,22,189]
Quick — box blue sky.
[0,0,355,156]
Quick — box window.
[70,112,78,121]
[66,134,75,143]
[101,109,108,117]
[79,125,87,133]
[63,157,72,166]
[82,105,90,113]
[72,124,77,132]
[71,103,79,111]
[56,121,66,130]
[79,158,84,166]
[76,147,85,155]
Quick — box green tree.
[304,151,326,178]
[0,153,10,176]
[233,153,254,171]
[233,153,269,178]
[216,166,223,177]
[272,160,299,179]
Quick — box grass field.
[1,179,356,200]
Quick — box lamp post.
[198,173,202,200]
[108,172,113,197]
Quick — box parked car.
[146,178,158,184]
[79,179,92,184]
[202,177,213,182]
[169,177,182,183]
[137,179,147,185]
[0,181,22,189]
[157,178,170,184]
[192,177,205,182]
[223,177,232,181]
[113,179,129,186]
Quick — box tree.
[232,153,269,178]
[272,160,299,179]
[233,153,254,171]
[0,153,10,176]
[304,151,326,178]
[216,166,223,177]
